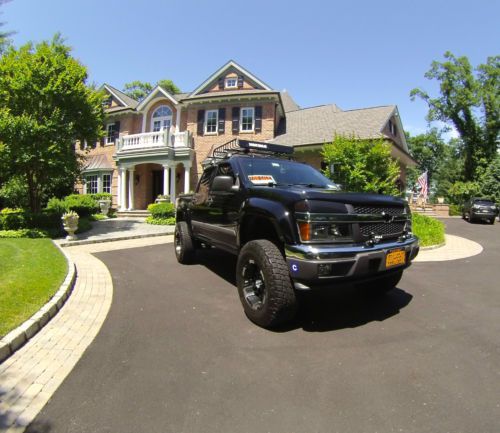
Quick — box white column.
[176,108,181,130]
[141,112,147,133]
[119,168,127,211]
[170,166,176,203]
[128,167,135,210]
[163,165,170,197]
[183,163,191,194]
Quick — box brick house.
[77,60,414,211]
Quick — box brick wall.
[186,102,276,177]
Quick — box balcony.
[115,129,193,158]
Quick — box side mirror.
[211,175,234,192]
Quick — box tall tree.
[410,52,500,181]
[406,128,447,188]
[0,34,105,212]
[122,78,180,102]
[321,134,401,195]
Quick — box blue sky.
[2,0,499,137]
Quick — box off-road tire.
[357,270,403,295]
[236,240,297,328]
[489,218,495,225]
[174,221,196,264]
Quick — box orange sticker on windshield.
[248,175,276,185]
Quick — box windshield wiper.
[289,183,326,188]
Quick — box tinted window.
[473,199,495,206]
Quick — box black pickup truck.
[175,140,419,328]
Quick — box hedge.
[147,202,175,218]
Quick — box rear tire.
[236,240,297,328]
[357,270,403,295]
[174,221,196,264]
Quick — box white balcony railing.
[117,129,192,153]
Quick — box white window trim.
[205,109,219,135]
[105,123,115,145]
[84,172,113,194]
[151,105,173,132]
[225,77,237,89]
[240,107,255,132]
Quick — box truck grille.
[353,205,405,216]
[359,222,406,238]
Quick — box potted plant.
[155,194,170,203]
[437,197,445,204]
[98,198,111,216]
[62,210,79,240]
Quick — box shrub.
[90,193,112,202]
[0,229,49,238]
[46,197,69,215]
[449,204,462,216]
[145,216,176,225]
[62,194,99,217]
[0,208,26,230]
[412,213,445,247]
[147,202,175,219]
[0,176,30,209]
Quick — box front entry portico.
[116,161,191,211]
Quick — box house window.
[86,175,99,194]
[151,105,172,132]
[205,110,218,134]
[389,119,398,136]
[225,77,237,88]
[102,174,112,193]
[240,107,255,132]
[105,123,116,144]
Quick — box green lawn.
[412,213,446,247]
[0,238,67,338]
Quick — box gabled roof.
[280,91,300,113]
[102,84,139,109]
[189,60,273,97]
[136,85,179,110]
[271,105,396,146]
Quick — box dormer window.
[388,119,398,136]
[225,77,238,89]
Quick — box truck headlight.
[298,222,350,242]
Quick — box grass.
[412,213,445,247]
[0,238,67,338]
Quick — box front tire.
[174,221,196,264]
[236,240,297,328]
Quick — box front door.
[152,170,164,202]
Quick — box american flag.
[417,171,428,199]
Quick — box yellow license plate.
[385,249,406,268]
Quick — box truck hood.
[249,185,406,208]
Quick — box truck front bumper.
[285,237,419,289]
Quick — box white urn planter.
[437,197,445,204]
[99,199,111,216]
[62,211,79,241]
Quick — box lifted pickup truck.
[175,139,419,328]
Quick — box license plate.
[385,249,406,268]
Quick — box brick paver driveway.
[27,219,500,433]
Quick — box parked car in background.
[462,198,498,224]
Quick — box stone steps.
[116,210,151,218]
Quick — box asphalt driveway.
[27,219,500,433]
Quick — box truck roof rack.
[204,139,294,165]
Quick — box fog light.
[318,263,332,276]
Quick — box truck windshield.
[238,158,338,189]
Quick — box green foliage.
[406,128,447,188]
[145,216,176,225]
[447,181,481,205]
[449,204,462,216]
[0,208,25,230]
[90,193,112,201]
[0,175,29,209]
[46,194,99,217]
[122,78,181,102]
[321,134,400,195]
[147,202,176,218]
[0,229,49,238]
[0,34,105,212]
[478,155,500,204]
[412,213,445,247]
[411,52,500,181]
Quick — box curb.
[420,240,446,251]
[0,241,77,364]
[57,229,175,248]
